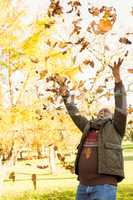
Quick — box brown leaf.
[88,7,100,16]
[96,86,104,94]
[48,0,63,17]
[83,59,94,68]
[128,120,133,124]
[127,68,133,74]
[58,41,71,48]
[128,106,133,114]
[70,24,81,35]
[119,37,132,45]
[31,58,39,63]
[104,45,110,51]
[80,41,89,52]
[75,37,85,45]
[130,7,133,15]
[68,1,81,9]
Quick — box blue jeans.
[76,184,117,200]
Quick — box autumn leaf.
[75,37,84,45]
[106,91,113,101]
[70,24,81,35]
[128,120,133,125]
[127,69,133,74]
[58,41,71,48]
[88,7,100,16]
[98,18,112,33]
[48,0,63,17]
[128,105,133,114]
[96,86,104,94]
[88,6,116,34]
[80,41,89,52]
[83,59,94,68]
[104,45,110,51]
[62,66,81,79]
[48,96,55,103]
[130,7,133,15]
[31,57,39,63]
[119,37,132,45]
[68,1,81,10]
[39,70,48,80]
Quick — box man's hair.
[98,108,112,114]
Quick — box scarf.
[84,117,112,134]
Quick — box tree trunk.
[49,144,57,174]
[37,145,42,159]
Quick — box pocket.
[104,142,122,150]
[104,142,122,169]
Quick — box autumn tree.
[21,0,133,150]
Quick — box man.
[64,58,127,200]
[51,58,127,200]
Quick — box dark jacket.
[63,81,127,182]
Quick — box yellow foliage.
[44,49,81,79]
[23,31,42,56]
[60,66,81,79]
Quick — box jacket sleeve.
[62,95,90,133]
[113,81,127,137]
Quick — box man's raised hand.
[109,57,124,83]
[46,74,70,97]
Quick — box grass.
[0,144,132,200]
[0,185,133,200]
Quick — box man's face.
[97,108,112,119]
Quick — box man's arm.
[47,74,90,133]
[62,95,90,133]
[113,81,127,137]
[111,58,127,137]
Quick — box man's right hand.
[109,57,124,83]
[46,73,69,97]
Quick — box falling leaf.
[31,57,39,63]
[119,37,132,45]
[43,104,47,110]
[88,7,100,16]
[58,42,68,48]
[48,96,55,103]
[68,1,81,10]
[75,37,84,45]
[98,18,112,33]
[104,45,110,51]
[128,105,133,114]
[63,66,81,79]
[80,41,89,52]
[58,41,71,48]
[78,80,84,88]
[130,7,133,15]
[128,120,133,125]
[39,70,48,80]
[88,6,116,34]
[83,59,94,68]
[66,8,73,13]
[48,0,63,17]
[70,24,81,35]
[106,91,113,101]
[124,51,129,57]
[96,86,104,94]
[127,69,133,74]
[51,116,54,120]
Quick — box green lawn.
[0,145,133,200]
